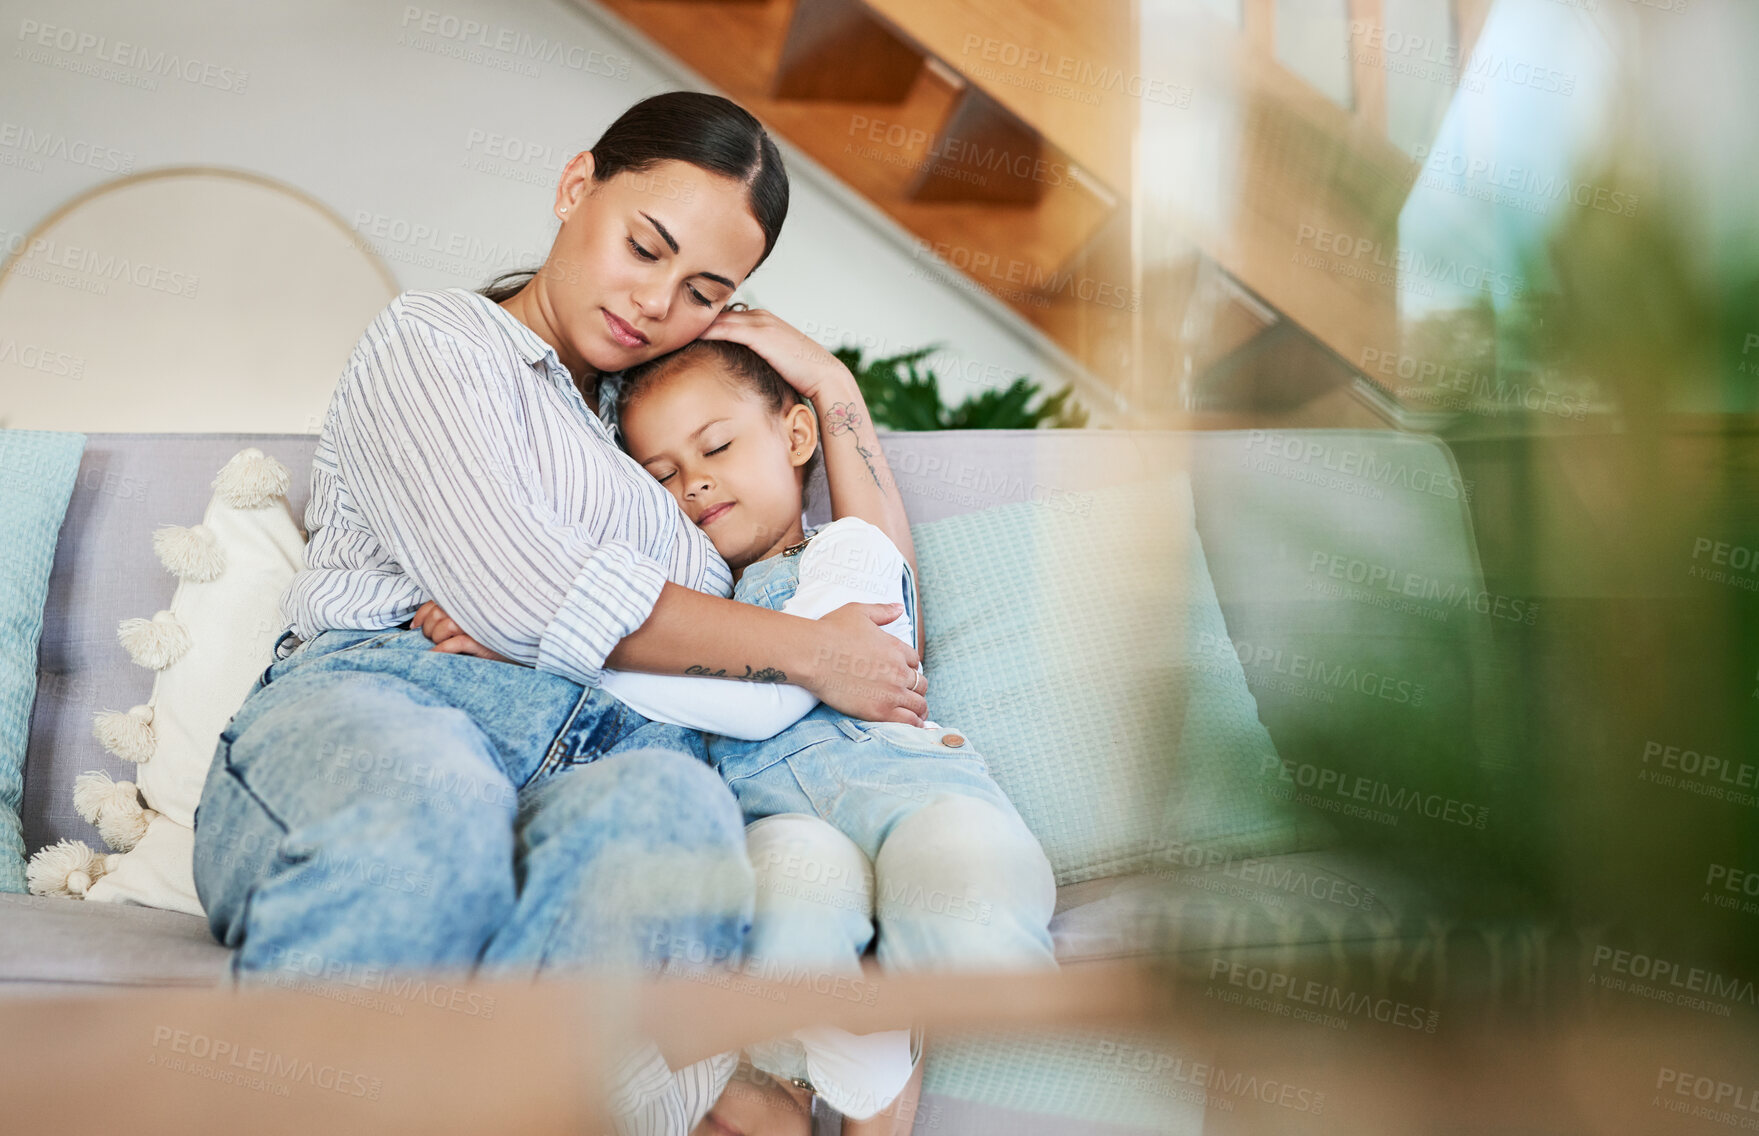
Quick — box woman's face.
[621,364,817,573]
[539,154,768,375]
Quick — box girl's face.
[532,154,767,376]
[621,364,817,574]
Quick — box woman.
[190,91,925,1130]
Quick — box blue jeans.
[191,628,755,986]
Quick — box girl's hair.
[616,339,821,498]
[481,91,789,303]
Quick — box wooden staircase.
[583,0,1491,426]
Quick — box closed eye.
[706,442,730,456]
[630,238,715,307]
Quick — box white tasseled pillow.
[28,448,306,914]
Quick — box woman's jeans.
[190,628,755,987]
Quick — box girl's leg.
[741,814,917,1122]
[193,669,521,981]
[743,813,875,979]
[871,792,1059,973]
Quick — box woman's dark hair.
[481,91,789,303]
[615,339,821,499]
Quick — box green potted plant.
[832,345,1088,430]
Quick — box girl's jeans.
[190,628,755,988]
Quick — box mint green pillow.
[913,473,1316,886]
[0,430,86,892]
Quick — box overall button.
[941,733,966,748]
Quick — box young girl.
[423,330,1057,1126]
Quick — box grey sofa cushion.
[0,892,229,989]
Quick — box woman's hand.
[697,306,854,402]
[807,602,928,725]
[412,600,516,663]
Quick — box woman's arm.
[699,310,926,659]
[592,518,914,737]
[605,585,926,725]
[336,301,924,721]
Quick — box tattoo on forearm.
[685,664,789,683]
[826,402,890,491]
[854,440,886,491]
[824,402,864,436]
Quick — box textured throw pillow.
[0,429,87,893]
[26,449,305,915]
[912,472,1319,887]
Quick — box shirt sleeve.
[329,305,670,687]
[605,1042,737,1136]
[594,518,912,739]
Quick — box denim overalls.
[709,526,1031,862]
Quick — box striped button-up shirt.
[281,288,733,686]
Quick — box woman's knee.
[535,747,745,851]
[198,673,520,949]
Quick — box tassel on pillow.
[213,447,290,509]
[153,523,226,581]
[26,839,109,899]
[73,770,159,853]
[92,704,156,763]
[118,610,191,670]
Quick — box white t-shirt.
[598,517,932,738]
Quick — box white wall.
[0,0,1104,429]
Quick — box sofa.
[5,428,1518,1133]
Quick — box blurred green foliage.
[832,344,1088,430]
